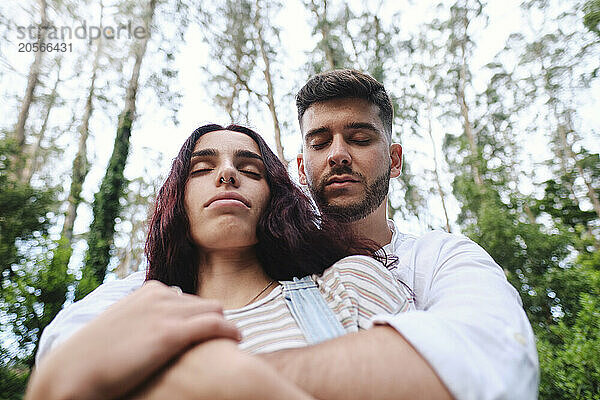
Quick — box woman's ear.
[390,144,402,178]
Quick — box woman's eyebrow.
[191,148,218,158]
[234,149,263,161]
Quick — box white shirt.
[373,221,538,400]
[36,221,538,400]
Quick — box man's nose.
[327,137,351,167]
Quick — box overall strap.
[281,276,346,345]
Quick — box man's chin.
[319,200,369,222]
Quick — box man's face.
[297,97,402,222]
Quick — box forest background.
[1,0,599,398]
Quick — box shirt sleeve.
[36,271,146,364]
[320,255,413,330]
[371,231,539,400]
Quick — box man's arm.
[260,325,453,400]
[128,339,315,400]
[260,232,539,400]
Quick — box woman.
[26,124,412,399]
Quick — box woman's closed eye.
[240,169,262,179]
[190,168,213,176]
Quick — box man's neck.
[349,200,392,247]
[196,248,272,309]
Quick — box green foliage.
[0,140,55,283]
[537,273,600,399]
[0,139,71,399]
[77,111,132,300]
[584,0,600,37]
[0,354,29,400]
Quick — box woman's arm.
[128,339,315,400]
[25,281,240,400]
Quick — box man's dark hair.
[296,69,394,141]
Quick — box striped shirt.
[224,255,414,354]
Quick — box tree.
[537,265,600,399]
[253,0,287,164]
[13,0,48,177]
[584,0,600,37]
[76,0,158,300]
[199,0,258,123]
[0,140,55,285]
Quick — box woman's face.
[184,130,270,250]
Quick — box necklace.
[243,280,276,307]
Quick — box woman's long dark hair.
[145,124,384,294]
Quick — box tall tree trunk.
[427,98,451,232]
[30,9,109,362]
[253,0,287,166]
[62,30,104,244]
[76,0,156,300]
[309,0,336,69]
[21,60,62,185]
[458,40,482,186]
[14,0,48,174]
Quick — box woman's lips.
[205,191,250,208]
[207,198,249,208]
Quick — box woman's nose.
[216,164,239,187]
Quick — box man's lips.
[326,175,360,186]
[205,191,250,208]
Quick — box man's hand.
[261,325,454,400]
[26,280,240,400]
[128,339,315,400]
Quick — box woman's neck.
[196,247,273,309]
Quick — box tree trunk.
[13,0,48,170]
[427,98,451,232]
[253,0,287,166]
[62,31,104,244]
[76,0,156,300]
[309,0,336,69]
[458,40,482,187]
[21,60,61,185]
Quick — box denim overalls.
[280,276,346,344]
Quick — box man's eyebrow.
[234,149,263,161]
[304,127,330,142]
[345,122,381,134]
[191,148,217,158]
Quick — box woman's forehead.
[193,130,261,155]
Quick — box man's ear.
[390,144,402,178]
[297,153,308,185]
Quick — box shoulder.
[320,255,404,300]
[394,229,495,267]
[326,255,395,281]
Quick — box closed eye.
[240,170,262,178]
[190,168,213,176]
[309,141,329,150]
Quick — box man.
[36,70,538,399]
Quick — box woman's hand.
[26,280,240,400]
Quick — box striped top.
[224,255,414,354]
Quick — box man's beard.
[308,165,390,223]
